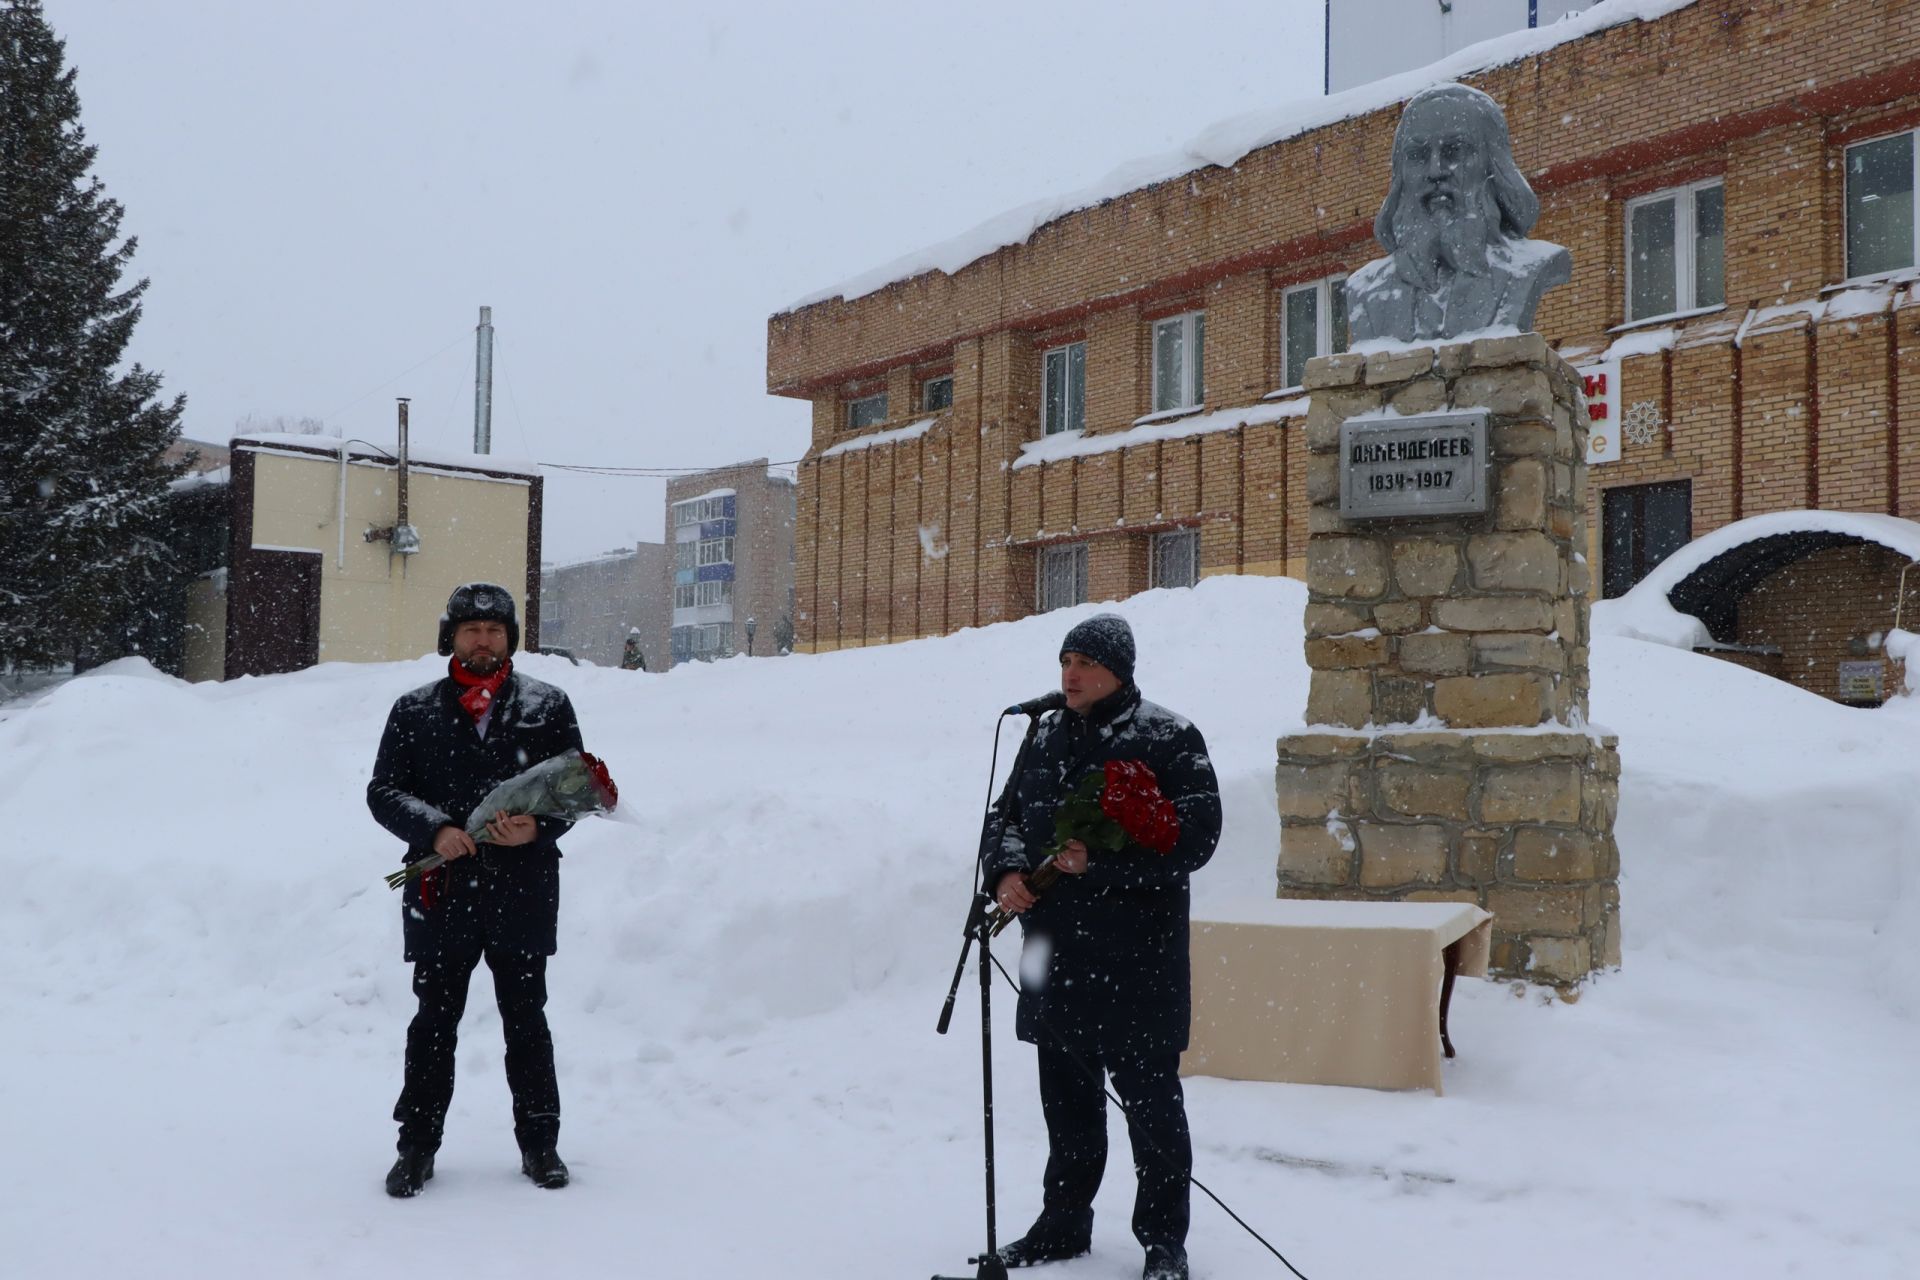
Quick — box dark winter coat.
[368,670,584,961]
[982,684,1222,1056]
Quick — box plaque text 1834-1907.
[1338,410,1491,520]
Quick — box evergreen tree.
[0,0,185,670]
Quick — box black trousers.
[394,938,559,1155]
[1034,1041,1191,1253]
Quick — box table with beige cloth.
[1180,898,1492,1095]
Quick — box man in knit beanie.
[983,612,1222,1280]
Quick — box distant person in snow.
[366,583,585,1198]
[984,614,1222,1280]
[620,629,647,671]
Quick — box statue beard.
[1390,181,1501,294]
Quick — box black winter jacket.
[982,684,1222,1055]
[368,669,584,960]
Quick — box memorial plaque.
[1339,411,1490,520]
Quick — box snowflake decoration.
[1622,400,1664,446]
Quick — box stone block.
[1467,532,1562,593]
[1373,601,1424,633]
[1469,332,1552,368]
[1372,732,1473,763]
[1306,670,1372,729]
[1389,377,1448,415]
[1377,763,1472,821]
[1583,776,1620,828]
[1276,732,1371,761]
[1492,422,1557,457]
[1494,459,1548,530]
[1480,762,1583,824]
[1468,732,1593,763]
[1278,822,1356,886]
[1473,633,1568,673]
[1434,342,1474,379]
[1307,506,1352,535]
[1433,673,1547,728]
[1303,352,1366,389]
[1304,602,1373,638]
[1364,348,1433,385]
[1371,676,1428,725]
[1276,762,1357,820]
[1306,453,1340,503]
[1512,828,1597,882]
[1431,595,1554,633]
[1398,631,1472,675]
[1306,388,1382,450]
[1553,598,1583,643]
[1393,539,1462,596]
[1526,936,1593,985]
[1456,830,1501,883]
[1305,634,1389,669]
[1453,369,1553,419]
[1307,537,1388,599]
[1487,884,1585,933]
[1405,889,1482,906]
[1356,822,1449,886]
[1600,909,1623,967]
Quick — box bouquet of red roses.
[383,748,620,891]
[987,757,1180,936]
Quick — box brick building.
[768,0,1920,701]
[540,542,671,669]
[666,460,798,664]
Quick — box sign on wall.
[1339,411,1491,520]
[1581,360,1622,465]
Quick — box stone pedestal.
[1276,334,1621,987]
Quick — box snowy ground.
[3,576,1916,1279]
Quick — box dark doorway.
[226,549,321,677]
[1602,481,1692,598]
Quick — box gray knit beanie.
[1059,613,1136,685]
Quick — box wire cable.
[319,333,470,425]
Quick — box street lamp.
[744,616,757,656]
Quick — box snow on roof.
[818,417,938,459]
[784,0,1703,314]
[674,487,737,505]
[1593,510,1920,648]
[232,434,540,479]
[168,465,230,493]
[1012,397,1309,471]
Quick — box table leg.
[1439,940,1460,1060]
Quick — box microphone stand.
[932,710,1045,1280]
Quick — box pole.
[474,305,494,454]
[396,398,411,531]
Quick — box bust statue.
[1345,83,1570,344]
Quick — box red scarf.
[448,656,511,722]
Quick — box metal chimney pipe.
[396,397,411,531]
[474,305,494,454]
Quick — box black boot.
[997,1227,1091,1268]
[384,1150,434,1198]
[520,1146,569,1189]
[1142,1244,1189,1280]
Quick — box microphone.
[1004,691,1067,717]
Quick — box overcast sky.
[46,0,1324,563]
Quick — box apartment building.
[666,460,797,664]
[540,543,671,669]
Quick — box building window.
[1038,542,1088,613]
[674,495,730,526]
[846,393,887,430]
[697,579,732,607]
[1042,342,1087,435]
[1281,278,1349,389]
[1845,130,1918,280]
[692,622,731,658]
[674,583,696,609]
[1151,312,1205,413]
[1602,480,1692,598]
[1152,528,1200,589]
[922,375,954,412]
[696,536,735,566]
[1626,180,1725,321]
[673,541,695,571]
